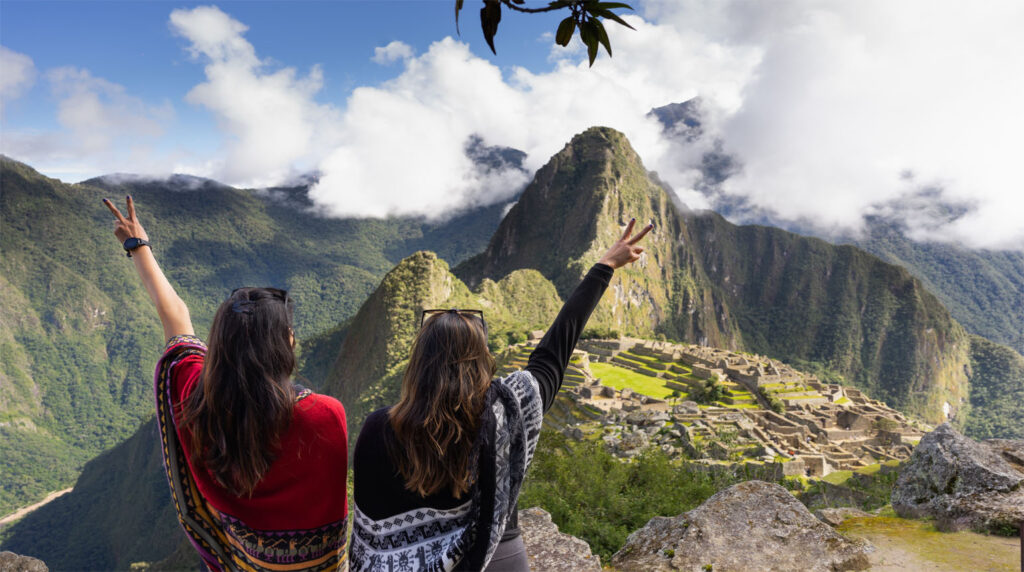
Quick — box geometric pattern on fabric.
[349,502,472,572]
[155,336,349,571]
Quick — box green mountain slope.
[0,156,501,515]
[457,127,970,424]
[962,335,1024,440]
[849,223,1024,355]
[0,419,182,570]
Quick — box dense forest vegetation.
[850,219,1024,354]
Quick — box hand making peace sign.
[103,196,149,245]
[598,218,653,269]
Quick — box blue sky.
[1,1,567,164]
[2,1,1023,249]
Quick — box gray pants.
[483,535,529,571]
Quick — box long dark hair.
[181,287,296,497]
[388,311,495,498]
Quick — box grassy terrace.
[821,460,902,484]
[589,362,679,400]
[620,351,664,365]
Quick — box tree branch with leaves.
[456,0,635,66]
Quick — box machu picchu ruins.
[497,336,928,478]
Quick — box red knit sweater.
[167,345,348,531]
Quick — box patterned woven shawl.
[154,336,349,571]
[349,370,543,572]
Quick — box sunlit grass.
[590,362,677,399]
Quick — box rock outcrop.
[518,507,601,572]
[611,480,871,571]
[892,423,1024,533]
[0,552,48,572]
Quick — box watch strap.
[123,237,151,258]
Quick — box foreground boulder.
[0,552,48,572]
[611,480,871,571]
[892,423,1024,533]
[519,507,601,571]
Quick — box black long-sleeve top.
[353,263,613,542]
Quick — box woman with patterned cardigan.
[104,197,349,571]
[351,218,652,571]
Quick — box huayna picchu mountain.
[458,127,971,424]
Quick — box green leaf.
[480,1,502,55]
[593,7,636,30]
[593,18,612,57]
[555,16,576,47]
[547,0,572,8]
[595,2,634,9]
[581,20,600,66]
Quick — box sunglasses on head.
[420,308,486,331]
[230,287,290,302]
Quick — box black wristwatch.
[122,237,151,258]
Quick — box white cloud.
[0,46,37,116]
[309,17,756,218]
[646,0,1024,249]
[48,67,171,152]
[372,41,414,65]
[169,5,340,187]
[1,65,173,179]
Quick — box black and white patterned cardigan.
[349,370,543,572]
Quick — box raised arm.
[526,218,652,411]
[104,197,194,342]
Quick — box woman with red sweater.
[105,197,349,571]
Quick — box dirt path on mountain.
[839,516,1019,571]
[0,488,73,528]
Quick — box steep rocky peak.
[456,127,681,294]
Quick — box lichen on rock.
[519,507,601,571]
[891,422,1024,534]
[0,551,48,572]
[610,480,871,571]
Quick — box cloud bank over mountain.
[2,1,1021,248]
[649,0,1024,250]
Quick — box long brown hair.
[388,311,496,498]
[181,287,296,497]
